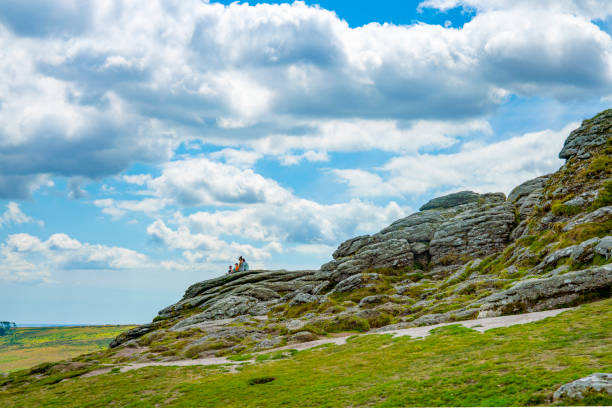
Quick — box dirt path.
[116,307,572,373]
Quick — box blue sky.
[1,0,611,324]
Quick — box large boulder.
[554,373,612,401]
[109,324,155,348]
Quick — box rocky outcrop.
[554,373,612,401]
[159,269,325,319]
[508,175,549,222]
[559,109,612,159]
[478,265,612,316]
[419,191,480,211]
[428,196,514,264]
[109,109,611,359]
[536,236,612,271]
[563,206,612,232]
[109,324,156,348]
[322,191,514,281]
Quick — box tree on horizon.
[0,321,16,336]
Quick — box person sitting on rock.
[234,262,240,273]
[227,265,233,274]
[239,256,249,271]
[236,257,244,272]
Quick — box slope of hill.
[1,299,610,406]
[0,109,610,406]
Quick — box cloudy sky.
[1,0,610,324]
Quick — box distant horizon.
[14,323,138,328]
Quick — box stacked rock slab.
[322,192,515,281]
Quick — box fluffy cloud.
[419,0,612,20]
[245,118,492,157]
[333,122,574,198]
[0,232,150,283]
[0,0,610,197]
[147,196,406,265]
[118,157,292,208]
[0,202,39,227]
[147,219,282,263]
[94,198,168,218]
[209,148,263,168]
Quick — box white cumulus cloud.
[0,232,150,283]
[0,0,610,196]
[0,202,40,227]
[333,122,575,198]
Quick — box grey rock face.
[537,237,609,270]
[199,295,258,320]
[170,296,257,330]
[596,236,612,259]
[284,319,307,331]
[429,202,515,264]
[478,265,612,315]
[508,176,549,222]
[109,324,154,348]
[188,325,258,346]
[559,109,612,159]
[289,331,317,342]
[419,191,481,211]
[395,282,421,295]
[332,235,372,259]
[359,295,389,307]
[333,273,378,292]
[563,193,591,208]
[379,211,445,241]
[553,373,612,401]
[253,337,282,350]
[289,293,319,305]
[324,191,513,284]
[508,176,549,203]
[412,313,449,326]
[411,308,479,326]
[563,206,612,232]
[232,285,281,301]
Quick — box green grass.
[585,155,612,177]
[551,202,582,217]
[1,299,611,407]
[591,180,612,210]
[0,325,134,373]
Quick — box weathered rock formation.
[109,109,612,363]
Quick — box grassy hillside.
[0,325,134,373]
[1,299,610,407]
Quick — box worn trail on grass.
[112,308,571,374]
